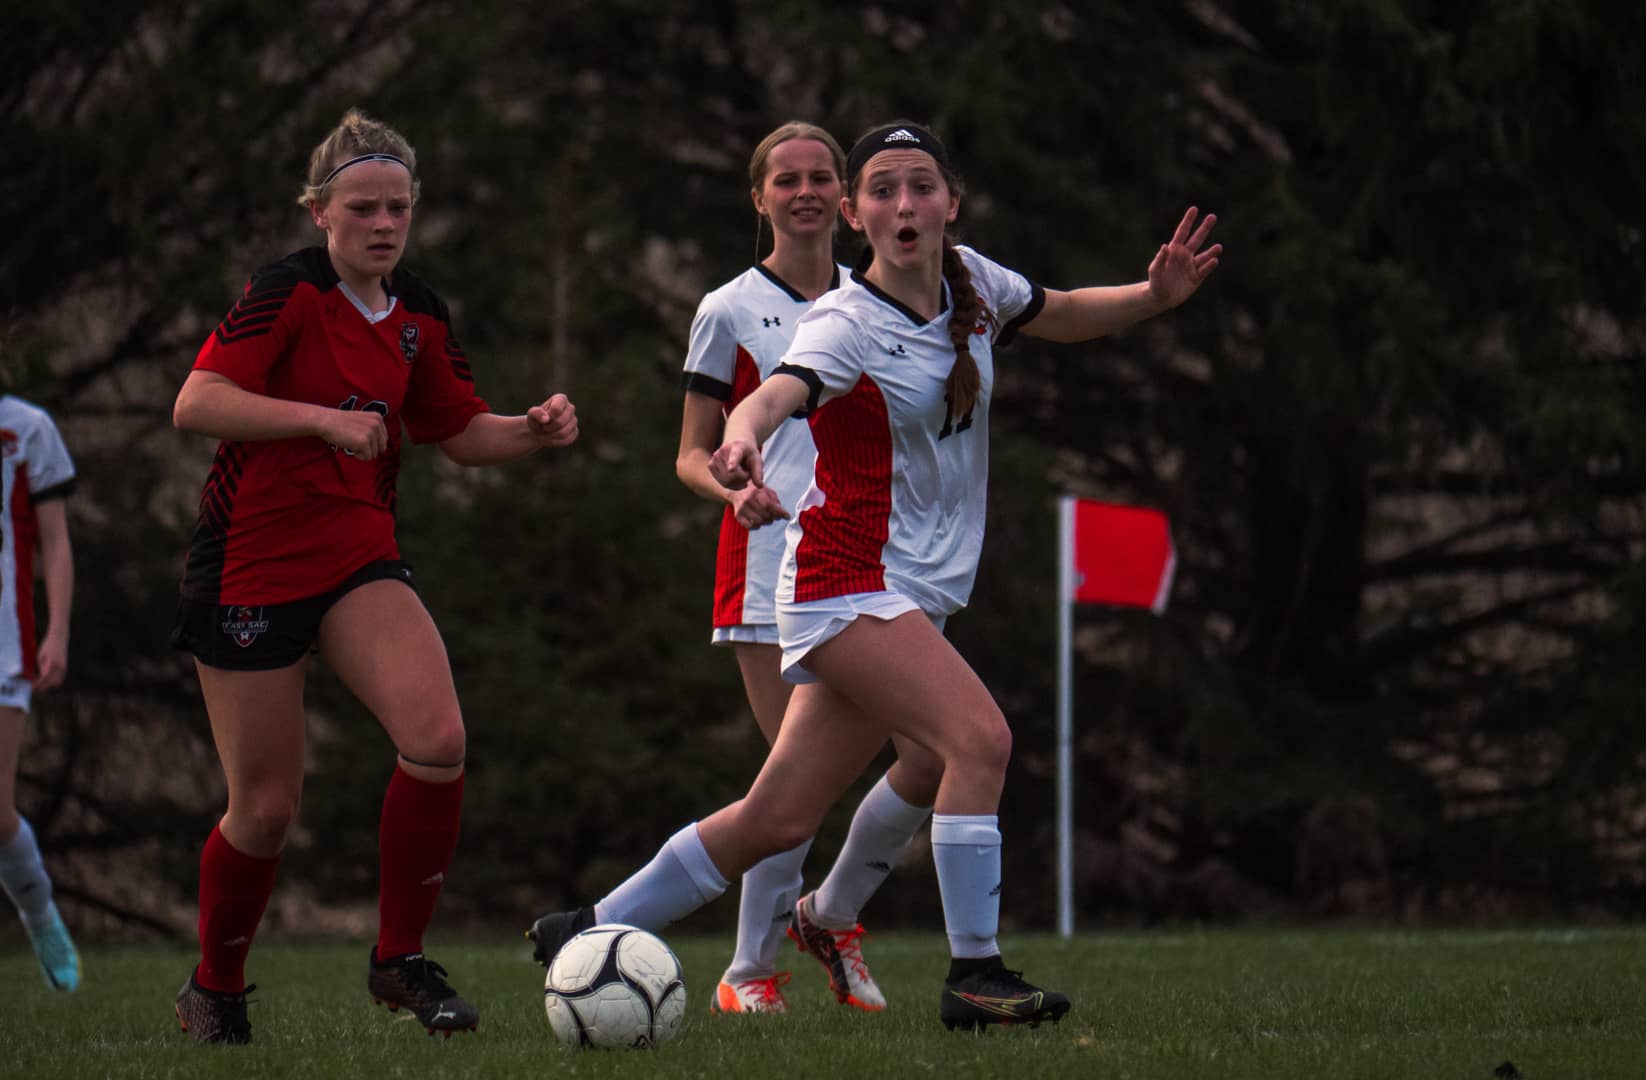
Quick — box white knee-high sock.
[0,817,54,923]
[726,838,811,980]
[595,823,729,930]
[930,813,1002,960]
[812,773,932,928]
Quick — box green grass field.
[4,927,1643,1078]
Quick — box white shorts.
[777,590,945,685]
[711,624,781,647]
[0,676,32,713]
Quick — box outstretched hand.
[527,393,579,448]
[709,439,763,491]
[1147,207,1222,310]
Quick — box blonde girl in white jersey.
[0,392,80,993]
[675,122,942,1015]
[530,122,1220,1031]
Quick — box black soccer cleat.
[175,971,255,1045]
[526,906,596,967]
[367,948,479,1036]
[939,962,1072,1032]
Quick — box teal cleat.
[25,904,80,992]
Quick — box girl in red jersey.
[530,122,1219,1032]
[674,122,941,1015]
[169,109,578,1044]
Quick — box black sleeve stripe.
[681,371,733,400]
[996,282,1046,349]
[214,285,296,345]
[30,478,75,502]
[441,335,474,382]
[216,320,282,345]
[771,364,823,414]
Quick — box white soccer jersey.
[774,247,1044,616]
[0,395,76,681]
[681,263,846,629]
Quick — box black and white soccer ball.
[543,924,686,1049]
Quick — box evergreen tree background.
[3,0,1642,936]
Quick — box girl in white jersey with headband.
[676,122,943,1015]
[529,121,1220,1031]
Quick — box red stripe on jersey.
[9,463,39,679]
[792,375,892,602]
[711,345,764,626]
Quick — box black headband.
[846,124,950,184]
[319,153,411,190]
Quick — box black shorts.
[171,560,416,671]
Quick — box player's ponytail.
[942,234,985,417]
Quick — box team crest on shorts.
[398,323,421,363]
[221,606,270,648]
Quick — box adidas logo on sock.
[223,936,250,947]
[867,860,892,873]
[885,128,919,143]
[420,872,445,886]
[989,882,1002,897]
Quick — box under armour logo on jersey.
[763,316,782,327]
[885,128,920,143]
[398,322,421,363]
[886,343,907,356]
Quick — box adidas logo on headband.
[846,122,951,181]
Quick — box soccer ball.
[543,924,686,1049]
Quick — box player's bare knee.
[949,709,1011,777]
[397,711,465,767]
[235,795,298,849]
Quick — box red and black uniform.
[181,247,488,605]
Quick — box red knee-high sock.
[376,767,463,959]
[196,824,280,994]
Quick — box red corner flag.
[1066,498,1175,613]
[1055,496,1176,938]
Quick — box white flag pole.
[1056,496,1075,938]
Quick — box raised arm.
[1024,207,1221,343]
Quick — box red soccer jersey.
[180,247,489,604]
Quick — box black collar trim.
[849,248,948,329]
[755,263,840,303]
